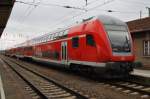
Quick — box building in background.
[127,17,150,68]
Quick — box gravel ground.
[0,58,32,99]
[9,57,146,99]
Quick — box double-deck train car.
[6,15,137,78]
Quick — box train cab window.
[72,37,79,48]
[86,34,95,46]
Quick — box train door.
[61,42,68,64]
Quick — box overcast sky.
[0,0,150,50]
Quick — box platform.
[0,58,31,99]
[132,69,150,78]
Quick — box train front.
[97,15,136,77]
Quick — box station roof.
[0,0,15,37]
[127,17,150,33]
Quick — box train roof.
[96,15,126,26]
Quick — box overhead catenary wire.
[5,0,42,43]
[46,0,115,31]
[6,0,150,31]
[87,0,102,6]
[15,0,87,26]
[46,0,149,32]
[15,0,113,23]
[3,0,149,49]
[94,9,148,14]
[87,0,114,10]
[14,0,105,34]
[7,0,108,43]
[45,0,106,27]
[119,0,150,7]
[10,0,148,38]
[20,5,37,24]
[15,0,114,33]
[17,0,43,25]
[14,0,42,30]
[15,0,84,9]
[17,5,33,25]
[10,0,147,34]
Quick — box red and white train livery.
[6,15,137,77]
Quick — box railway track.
[3,56,150,98]
[2,57,89,99]
[104,81,150,98]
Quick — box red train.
[6,15,137,78]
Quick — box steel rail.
[2,57,88,99]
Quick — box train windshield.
[97,15,132,54]
[105,25,131,53]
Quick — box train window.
[86,34,95,46]
[49,34,52,40]
[54,51,59,59]
[42,51,52,58]
[43,37,45,42]
[59,31,64,37]
[44,37,47,42]
[53,33,57,39]
[41,38,43,42]
[51,34,54,40]
[64,30,68,35]
[55,32,59,39]
[72,37,79,48]
[24,46,32,50]
[46,36,48,41]
[50,34,52,40]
